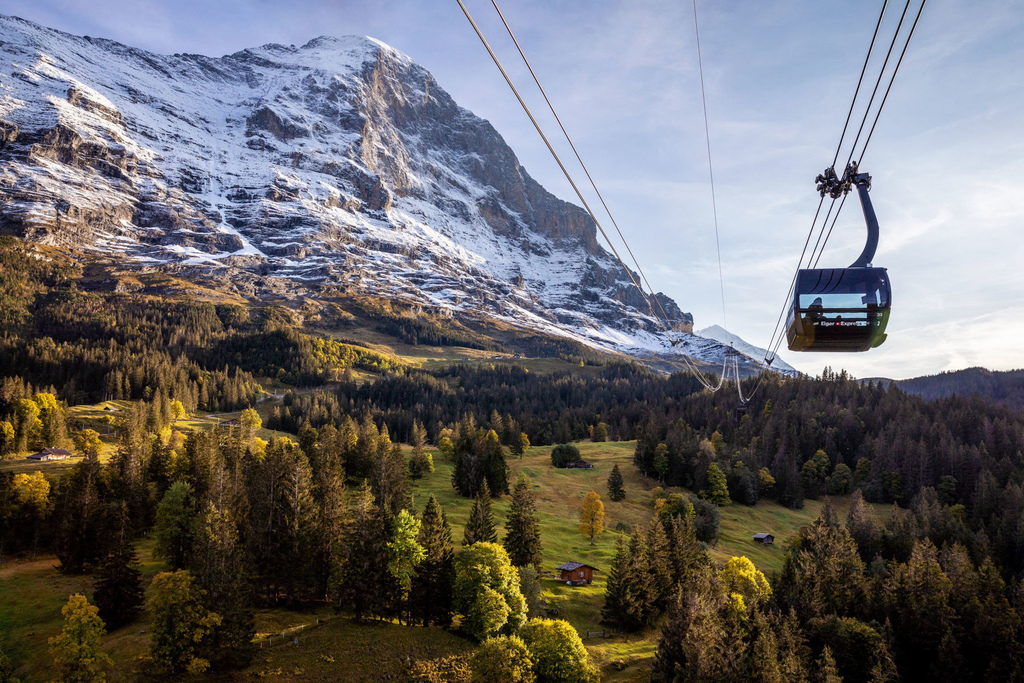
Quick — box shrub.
[470,636,535,683]
[550,444,580,468]
[519,618,597,683]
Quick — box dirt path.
[0,556,58,578]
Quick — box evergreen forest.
[3,237,1024,682]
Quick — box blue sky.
[9,0,1024,379]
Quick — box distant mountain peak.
[696,325,797,374]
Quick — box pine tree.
[52,456,106,573]
[483,429,510,495]
[411,495,455,627]
[155,481,196,570]
[191,499,256,672]
[504,474,543,569]
[464,481,498,546]
[371,426,410,518]
[607,464,626,501]
[625,527,659,628]
[93,506,144,630]
[666,516,711,597]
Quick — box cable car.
[786,163,891,352]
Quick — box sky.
[7,0,1024,380]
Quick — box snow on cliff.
[0,15,765,369]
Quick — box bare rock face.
[0,15,704,356]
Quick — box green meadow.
[2,432,871,681]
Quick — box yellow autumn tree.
[48,594,111,683]
[72,429,103,459]
[578,492,605,545]
[721,555,772,605]
[13,471,50,512]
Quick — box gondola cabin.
[786,267,890,352]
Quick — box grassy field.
[2,433,877,682]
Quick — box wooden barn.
[556,561,599,585]
[753,533,775,545]
[564,461,593,469]
[26,447,73,461]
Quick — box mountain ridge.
[0,15,772,372]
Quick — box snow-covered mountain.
[696,325,798,374]
[0,15,762,369]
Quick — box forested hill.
[886,367,1024,412]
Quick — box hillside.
[0,438,869,682]
[887,366,1024,411]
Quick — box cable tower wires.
[455,0,740,391]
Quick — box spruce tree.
[666,515,711,596]
[334,481,390,621]
[93,506,144,630]
[463,481,497,546]
[411,495,455,627]
[646,520,673,611]
[504,474,543,569]
[408,420,433,479]
[607,464,626,501]
[601,535,632,630]
[625,526,658,628]
[192,499,256,672]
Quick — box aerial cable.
[811,194,849,268]
[857,0,927,165]
[815,0,926,262]
[455,0,724,390]
[486,0,687,347]
[831,0,890,170]
[486,0,729,389]
[761,193,828,363]
[840,0,914,172]
[692,0,730,335]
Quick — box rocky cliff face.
[0,16,718,358]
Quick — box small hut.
[753,533,775,545]
[26,447,73,461]
[556,561,599,585]
[564,460,593,469]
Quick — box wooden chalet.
[556,561,599,585]
[563,460,593,469]
[753,533,775,545]
[26,447,73,461]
